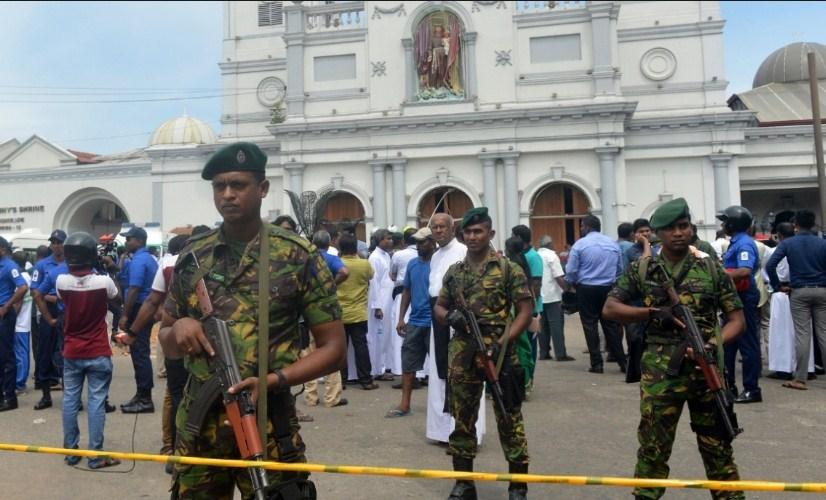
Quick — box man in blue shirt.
[313,230,349,285]
[30,229,66,401]
[565,215,626,374]
[766,209,826,390]
[33,258,68,409]
[118,227,159,413]
[387,227,435,418]
[718,205,762,403]
[0,237,30,411]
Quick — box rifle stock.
[666,288,742,441]
[195,276,270,500]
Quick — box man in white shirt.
[389,228,418,378]
[536,236,573,362]
[368,229,397,379]
[426,213,484,444]
[11,252,32,393]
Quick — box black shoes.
[34,398,52,410]
[588,366,604,374]
[122,398,155,414]
[734,390,762,404]
[448,482,477,500]
[767,371,793,380]
[105,402,117,413]
[508,462,528,500]
[556,356,576,362]
[332,398,348,407]
[0,398,18,412]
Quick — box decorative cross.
[495,50,512,67]
[371,61,387,77]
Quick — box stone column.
[464,32,478,99]
[390,160,407,229]
[588,1,618,96]
[284,162,305,197]
[596,147,619,238]
[284,4,306,115]
[372,163,387,229]
[402,39,415,102]
[502,153,520,233]
[480,154,501,248]
[710,154,733,212]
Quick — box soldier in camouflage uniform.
[603,198,746,500]
[160,142,346,500]
[434,207,534,500]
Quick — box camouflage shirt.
[439,251,532,329]
[164,224,341,382]
[608,253,742,343]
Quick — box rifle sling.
[258,219,270,455]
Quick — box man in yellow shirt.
[337,233,378,390]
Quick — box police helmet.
[64,232,98,267]
[716,205,753,233]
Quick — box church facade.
[0,1,820,250]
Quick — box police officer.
[118,226,159,413]
[32,230,70,410]
[717,205,762,404]
[603,198,746,500]
[30,229,66,407]
[0,237,29,411]
[159,142,346,499]
[434,207,533,500]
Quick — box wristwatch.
[274,369,289,391]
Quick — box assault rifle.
[666,288,743,441]
[194,276,271,500]
[454,292,509,419]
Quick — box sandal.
[88,456,121,469]
[385,407,411,418]
[782,380,808,390]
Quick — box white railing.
[515,1,587,13]
[305,1,366,32]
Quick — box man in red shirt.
[56,232,122,469]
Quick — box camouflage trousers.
[447,332,529,464]
[171,386,307,500]
[635,344,743,500]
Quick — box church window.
[258,1,284,27]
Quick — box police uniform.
[164,142,342,500]
[608,198,744,500]
[722,231,761,398]
[36,260,69,392]
[31,229,67,390]
[0,245,27,406]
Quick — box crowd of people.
[1,141,825,500]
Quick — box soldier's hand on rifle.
[446,309,466,330]
[229,376,263,405]
[648,306,686,330]
[487,341,502,363]
[171,317,215,357]
[685,343,715,362]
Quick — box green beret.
[461,206,490,229]
[201,142,267,180]
[650,197,691,230]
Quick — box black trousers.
[431,297,449,380]
[342,321,372,384]
[165,358,187,445]
[576,284,626,369]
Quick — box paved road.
[2,318,825,499]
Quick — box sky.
[0,1,825,155]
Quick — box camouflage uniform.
[439,251,531,464]
[164,225,341,500]
[608,254,744,500]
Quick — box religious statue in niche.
[414,11,464,101]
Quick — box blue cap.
[49,229,67,243]
[120,227,148,241]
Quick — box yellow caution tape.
[1,442,825,493]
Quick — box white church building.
[0,1,823,250]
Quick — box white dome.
[753,42,826,89]
[148,115,216,147]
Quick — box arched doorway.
[417,187,473,227]
[529,183,591,251]
[54,188,130,238]
[320,191,366,241]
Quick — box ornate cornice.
[626,110,754,132]
[269,101,638,137]
[218,58,286,75]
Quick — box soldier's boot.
[448,457,477,500]
[508,462,528,500]
[34,387,52,410]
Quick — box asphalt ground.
[1,317,825,499]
